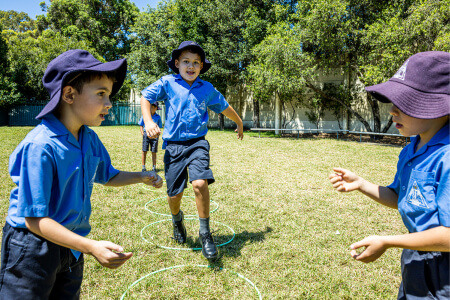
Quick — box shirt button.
[84,216,87,220]
[402,186,406,191]
[407,162,412,166]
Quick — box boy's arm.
[104,170,163,188]
[25,217,132,269]
[329,167,398,209]
[141,97,160,138]
[221,106,244,140]
[350,226,450,263]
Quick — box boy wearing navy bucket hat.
[141,41,244,260]
[329,51,449,299]
[0,49,163,299]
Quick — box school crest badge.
[393,59,409,81]
[406,180,428,208]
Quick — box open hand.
[350,235,388,263]
[235,125,243,140]
[90,240,133,269]
[329,167,363,192]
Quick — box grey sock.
[199,217,210,235]
[172,210,183,222]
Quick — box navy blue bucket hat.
[167,41,211,74]
[36,49,127,119]
[365,51,450,119]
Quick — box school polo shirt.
[138,113,162,132]
[7,114,119,259]
[388,123,450,233]
[141,74,229,142]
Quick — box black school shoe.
[199,231,218,260]
[172,211,187,244]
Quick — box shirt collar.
[409,122,449,157]
[42,113,92,148]
[174,74,204,88]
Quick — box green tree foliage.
[38,0,139,61]
[248,0,449,132]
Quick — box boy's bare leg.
[168,192,183,215]
[151,152,157,170]
[142,151,147,166]
[192,179,210,218]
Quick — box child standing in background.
[139,102,162,172]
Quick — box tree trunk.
[252,96,260,128]
[219,113,224,130]
[306,81,373,132]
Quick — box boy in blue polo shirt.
[0,49,163,299]
[329,51,449,299]
[138,103,162,172]
[140,41,243,260]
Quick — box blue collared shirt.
[141,74,229,143]
[7,114,119,259]
[138,114,162,132]
[388,122,450,233]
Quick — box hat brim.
[167,58,211,74]
[365,80,450,119]
[36,58,127,119]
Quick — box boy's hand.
[350,236,388,263]
[329,167,363,192]
[90,240,133,269]
[235,124,244,140]
[145,122,161,139]
[142,171,163,188]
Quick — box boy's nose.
[105,97,112,109]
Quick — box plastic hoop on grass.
[140,218,235,251]
[120,264,262,300]
[144,196,219,217]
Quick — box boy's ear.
[174,59,179,69]
[61,86,76,104]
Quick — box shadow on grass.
[180,227,273,268]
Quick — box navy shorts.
[142,134,158,153]
[164,136,214,197]
[0,223,84,299]
[397,249,449,299]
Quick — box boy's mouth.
[395,122,403,129]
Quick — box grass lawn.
[0,126,406,299]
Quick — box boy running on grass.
[329,51,449,299]
[139,102,162,172]
[141,41,243,260]
[0,49,163,299]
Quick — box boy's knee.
[192,179,208,193]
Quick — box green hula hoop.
[120,264,262,300]
[140,218,235,251]
[144,196,219,217]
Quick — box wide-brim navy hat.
[365,51,450,119]
[167,41,211,74]
[37,49,127,119]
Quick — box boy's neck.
[55,111,82,141]
[416,118,448,152]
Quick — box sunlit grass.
[0,126,405,299]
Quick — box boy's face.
[389,104,443,138]
[63,74,113,128]
[151,105,157,115]
[175,50,203,85]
